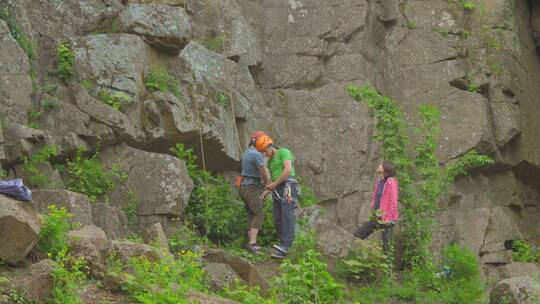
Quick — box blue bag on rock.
[0,179,32,201]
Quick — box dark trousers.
[272,180,299,250]
[356,221,394,254]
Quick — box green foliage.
[172,144,245,244]
[145,65,182,99]
[81,80,94,90]
[205,34,226,52]
[168,224,205,254]
[66,148,121,202]
[445,150,494,181]
[23,145,58,187]
[336,240,391,283]
[37,205,73,257]
[222,281,273,304]
[27,110,41,129]
[99,91,130,111]
[216,93,229,106]
[123,251,206,303]
[0,6,36,60]
[42,83,57,94]
[273,249,345,304]
[347,85,493,268]
[467,83,480,93]
[460,0,476,10]
[122,191,139,229]
[350,245,485,304]
[126,234,144,244]
[48,249,87,304]
[512,240,540,263]
[41,99,56,110]
[57,42,75,82]
[8,289,34,304]
[296,176,318,208]
[407,21,417,30]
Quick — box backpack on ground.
[0,178,32,201]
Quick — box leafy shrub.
[27,110,41,129]
[66,148,122,202]
[41,99,56,110]
[123,251,206,303]
[37,205,73,257]
[222,280,273,304]
[99,91,130,111]
[22,145,57,187]
[145,65,182,99]
[336,240,391,283]
[173,144,245,245]
[512,240,540,263]
[296,176,318,208]
[0,6,36,60]
[57,42,75,82]
[273,249,345,304]
[48,249,87,304]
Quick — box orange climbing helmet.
[255,135,273,152]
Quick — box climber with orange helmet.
[255,135,298,259]
[239,131,271,254]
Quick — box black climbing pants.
[355,221,394,254]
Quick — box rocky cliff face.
[1,0,540,282]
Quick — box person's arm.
[266,160,292,191]
[258,165,271,185]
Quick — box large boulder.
[491,276,540,304]
[203,262,239,291]
[0,20,32,125]
[0,195,40,264]
[499,263,540,280]
[533,2,540,50]
[72,34,156,98]
[91,203,130,240]
[118,4,191,54]
[204,249,269,295]
[100,144,193,217]
[312,217,357,265]
[69,238,106,279]
[71,84,144,145]
[109,240,168,264]
[31,190,94,227]
[11,259,55,304]
[68,225,110,252]
[142,222,169,251]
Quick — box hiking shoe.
[272,245,288,254]
[271,250,288,259]
[247,243,262,254]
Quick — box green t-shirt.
[268,148,295,181]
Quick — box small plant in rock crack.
[22,145,58,187]
[57,42,75,82]
[205,33,226,52]
[460,0,476,10]
[0,6,36,61]
[467,83,480,93]
[27,110,42,129]
[216,93,229,106]
[145,65,183,99]
[41,99,56,110]
[99,91,131,111]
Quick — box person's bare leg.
[251,228,259,244]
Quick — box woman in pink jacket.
[355,161,399,254]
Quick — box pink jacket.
[370,177,399,222]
